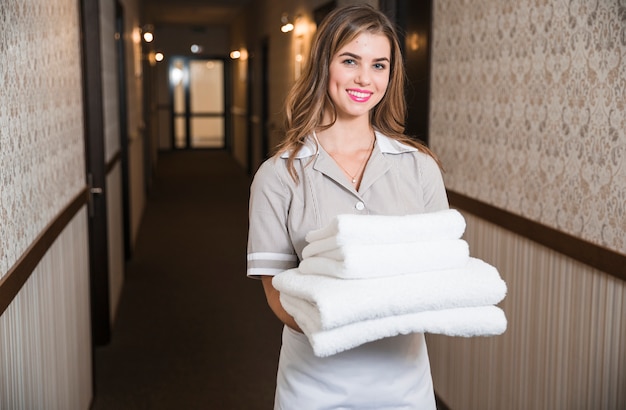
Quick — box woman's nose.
[355,69,371,86]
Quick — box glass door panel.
[190,117,224,148]
[170,58,225,149]
[174,117,186,148]
[190,60,223,111]
[171,58,187,148]
[189,60,224,148]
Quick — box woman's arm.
[421,154,450,212]
[261,276,302,333]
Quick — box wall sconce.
[280,13,294,33]
[407,32,421,52]
[230,49,249,60]
[146,51,164,66]
[142,24,154,43]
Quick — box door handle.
[87,174,103,217]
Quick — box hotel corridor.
[90,150,283,409]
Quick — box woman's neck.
[316,119,374,154]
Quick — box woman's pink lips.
[346,88,373,103]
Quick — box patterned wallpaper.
[430,0,626,255]
[0,0,86,276]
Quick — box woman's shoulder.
[252,136,318,181]
[249,156,293,200]
[278,136,318,160]
[252,142,313,187]
[376,132,442,171]
[376,132,429,157]
[253,155,287,183]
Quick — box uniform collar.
[279,130,417,159]
[279,131,416,195]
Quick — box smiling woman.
[325,32,391,121]
[247,4,448,409]
[316,30,392,187]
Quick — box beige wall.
[0,0,144,407]
[428,1,626,408]
[427,214,626,409]
[0,0,92,408]
[0,0,86,276]
[429,0,625,255]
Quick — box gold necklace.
[329,139,375,184]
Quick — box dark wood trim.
[448,190,626,281]
[80,0,111,346]
[115,0,133,261]
[106,150,122,175]
[394,0,433,145]
[0,188,90,316]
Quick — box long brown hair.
[277,4,440,181]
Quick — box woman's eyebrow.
[338,52,390,62]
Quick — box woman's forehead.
[334,32,391,57]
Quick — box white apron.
[274,326,436,410]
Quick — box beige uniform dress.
[247,132,448,410]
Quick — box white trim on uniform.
[246,267,288,276]
[247,252,298,262]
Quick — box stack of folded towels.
[272,209,508,357]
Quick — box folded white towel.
[274,258,507,330]
[282,298,507,357]
[304,209,466,245]
[298,239,470,279]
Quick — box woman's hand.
[261,276,303,333]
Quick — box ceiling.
[141,0,253,26]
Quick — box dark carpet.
[91,150,283,409]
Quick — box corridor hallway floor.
[91,150,283,409]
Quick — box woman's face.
[327,31,391,121]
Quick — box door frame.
[115,0,132,260]
[386,0,433,144]
[169,56,232,150]
[80,0,111,346]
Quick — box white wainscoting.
[0,208,92,409]
[428,212,626,410]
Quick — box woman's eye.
[343,59,356,65]
[374,63,386,70]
